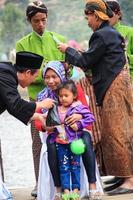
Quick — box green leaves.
[0,2,25,53]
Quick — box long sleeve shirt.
[65,22,126,105]
[114,22,133,78]
[0,62,36,124]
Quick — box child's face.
[44,69,61,90]
[59,88,76,107]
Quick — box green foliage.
[5,0,29,8]
[0,2,25,53]
[120,0,133,25]
[46,0,92,42]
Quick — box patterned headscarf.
[42,61,66,82]
[85,0,113,20]
[37,61,66,102]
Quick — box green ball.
[70,139,86,155]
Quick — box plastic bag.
[46,103,61,126]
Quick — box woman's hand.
[65,113,82,126]
[58,42,69,53]
[36,98,54,111]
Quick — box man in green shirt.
[16,1,66,197]
[106,0,133,78]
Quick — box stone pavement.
[11,188,133,200]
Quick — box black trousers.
[46,131,96,187]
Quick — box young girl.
[47,79,95,200]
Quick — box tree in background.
[120,0,133,25]
[0,2,26,55]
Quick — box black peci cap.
[15,51,43,70]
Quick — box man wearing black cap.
[0,51,54,124]
[0,51,54,199]
[16,1,66,196]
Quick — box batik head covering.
[106,0,121,13]
[85,0,113,20]
[37,61,66,102]
[26,1,48,19]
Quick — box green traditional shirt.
[16,30,66,99]
[114,22,133,77]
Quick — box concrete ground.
[11,188,133,200]
[11,188,34,200]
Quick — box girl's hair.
[57,80,78,97]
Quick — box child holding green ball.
[49,79,95,200]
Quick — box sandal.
[70,193,80,200]
[89,190,102,200]
[54,192,62,200]
[62,193,70,200]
